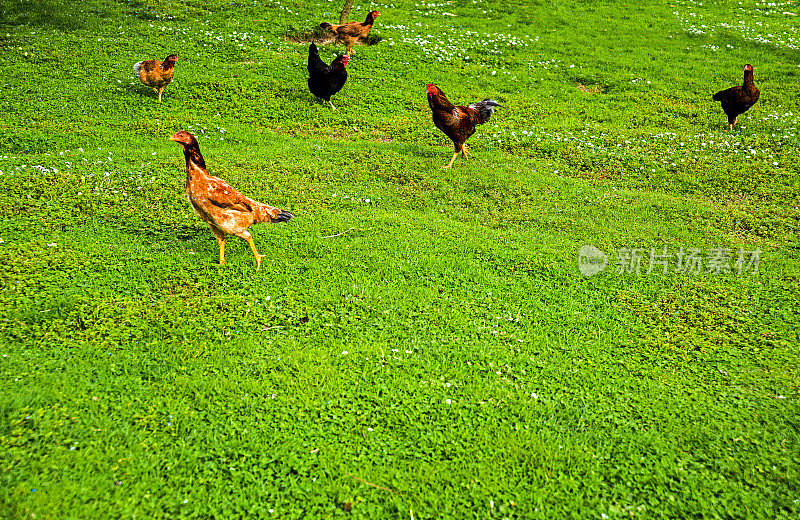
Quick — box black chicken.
[713,64,760,130]
[307,43,349,110]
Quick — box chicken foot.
[444,144,470,168]
[243,235,266,270]
[444,151,458,168]
[210,228,265,269]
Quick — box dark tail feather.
[308,43,327,72]
[712,90,725,101]
[320,22,333,30]
[255,204,294,224]
[469,99,504,124]
[270,210,294,223]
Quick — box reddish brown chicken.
[134,54,177,102]
[713,64,760,130]
[320,11,380,55]
[426,83,503,168]
[169,130,293,269]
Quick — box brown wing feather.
[137,60,174,89]
[186,173,259,234]
[204,178,254,213]
[336,23,367,37]
[433,106,480,146]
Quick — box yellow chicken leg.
[443,151,458,169]
[244,235,266,270]
[210,226,226,265]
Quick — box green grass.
[1,0,799,518]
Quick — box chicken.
[307,43,349,110]
[713,64,760,130]
[134,54,177,102]
[319,10,380,55]
[426,83,503,168]
[169,130,293,269]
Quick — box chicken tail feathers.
[469,99,504,124]
[133,61,143,75]
[254,203,294,224]
[320,22,333,30]
[271,210,294,223]
[308,43,327,74]
[712,90,725,101]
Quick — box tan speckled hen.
[170,130,293,269]
[134,54,177,102]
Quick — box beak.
[169,131,181,142]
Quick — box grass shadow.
[285,25,383,49]
[1,0,93,31]
[128,223,203,243]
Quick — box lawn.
[0,0,798,518]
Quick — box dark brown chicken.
[713,64,760,130]
[426,83,503,168]
[320,11,380,55]
[169,130,293,269]
[134,54,177,102]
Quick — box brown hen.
[170,130,293,269]
[320,11,380,55]
[134,54,177,102]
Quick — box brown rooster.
[713,64,760,129]
[169,130,293,269]
[320,11,380,55]
[134,54,177,102]
[426,83,503,168]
